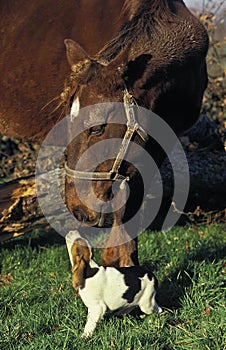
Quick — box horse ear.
[64,39,90,66]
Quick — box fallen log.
[0,170,65,242]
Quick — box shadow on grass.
[0,228,64,249]
[0,228,65,270]
[143,240,226,310]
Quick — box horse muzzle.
[72,206,107,227]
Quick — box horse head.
[63,39,157,267]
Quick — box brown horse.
[0,0,127,139]
[0,0,209,267]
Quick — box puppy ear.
[70,239,91,290]
[72,254,86,290]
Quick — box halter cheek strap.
[65,90,149,183]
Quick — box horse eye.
[88,124,105,136]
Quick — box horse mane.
[47,60,98,117]
[97,0,181,63]
[122,0,173,20]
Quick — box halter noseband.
[65,90,149,184]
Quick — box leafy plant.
[198,1,226,136]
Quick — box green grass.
[0,224,225,350]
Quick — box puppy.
[66,230,162,337]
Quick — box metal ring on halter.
[65,90,149,182]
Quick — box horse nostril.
[73,207,88,222]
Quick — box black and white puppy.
[66,230,162,337]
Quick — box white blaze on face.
[70,97,80,120]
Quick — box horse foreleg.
[101,179,139,267]
[101,192,139,267]
[101,225,138,267]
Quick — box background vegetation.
[198,0,226,136]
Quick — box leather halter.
[65,90,149,184]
